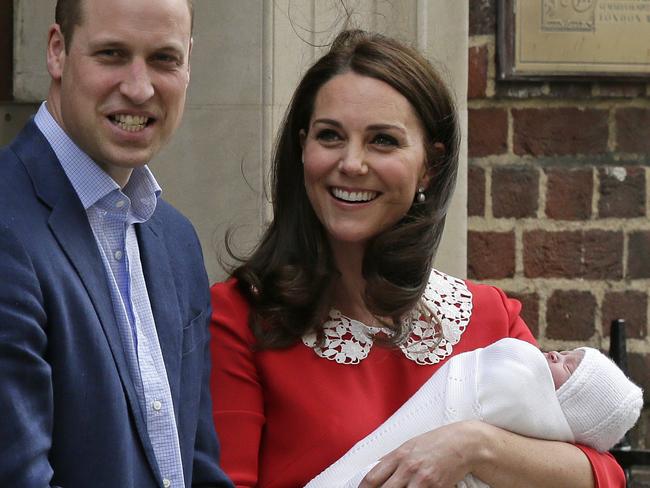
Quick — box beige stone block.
[153,105,263,281]
[189,0,263,106]
[13,0,51,102]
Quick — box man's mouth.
[331,187,378,203]
[109,114,152,132]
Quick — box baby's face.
[543,349,585,389]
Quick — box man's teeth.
[112,114,149,132]
[332,188,377,202]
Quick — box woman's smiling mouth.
[330,187,379,203]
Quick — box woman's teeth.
[331,188,378,202]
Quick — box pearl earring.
[416,187,426,203]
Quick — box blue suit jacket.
[0,121,233,488]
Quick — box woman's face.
[301,72,429,252]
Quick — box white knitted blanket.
[305,338,574,488]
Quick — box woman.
[210,30,624,487]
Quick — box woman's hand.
[358,420,490,488]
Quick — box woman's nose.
[338,144,369,176]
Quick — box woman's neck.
[329,240,376,325]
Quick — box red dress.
[210,273,624,488]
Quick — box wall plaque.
[499,0,650,79]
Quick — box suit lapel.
[14,121,162,480]
[137,215,183,414]
[49,199,148,421]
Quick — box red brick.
[492,166,539,218]
[525,230,623,279]
[513,108,608,156]
[467,231,515,280]
[628,231,650,279]
[546,290,596,340]
[468,45,488,99]
[468,108,508,158]
[598,82,647,99]
[598,167,646,218]
[583,230,623,279]
[469,0,496,36]
[616,108,650,154]
[468,165,486,217]
[523,230,582,278]
[545,167,593,220]
[603,292,648,339]
[506,291,539,338]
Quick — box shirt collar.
[34,102,161,220]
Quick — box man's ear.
[46,24,66,81]
[186,37,193,86]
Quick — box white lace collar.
[302,269,472,365]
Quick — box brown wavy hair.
[228,29,460,349]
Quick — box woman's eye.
[372,134,399,146]
[316,129,342,142]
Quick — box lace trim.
[302,269,473,365]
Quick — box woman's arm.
[359,420,597,488]
[360,417,625,488]
[209,281,264,488]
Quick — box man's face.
[47,0,192,185]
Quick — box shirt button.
[162,478,171,487]
[114,250,123,261]
[152,400,162,411]
[116,200,126,208]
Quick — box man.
[0,0,233,486]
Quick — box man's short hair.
[55,0,194,51]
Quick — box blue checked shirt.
[35,103,185,488]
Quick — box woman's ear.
[421,142,446,189]
[299,129,307,149]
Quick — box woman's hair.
[228,29,460,348]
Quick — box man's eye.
[372,134,398,146]
[153,54,180,64]
[97,49,121,58]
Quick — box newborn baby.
[306,338,643,488]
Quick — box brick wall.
[468,0,650,454]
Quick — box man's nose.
[119,59,154,104]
